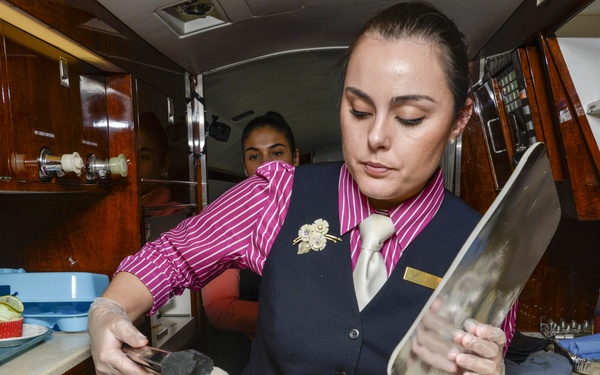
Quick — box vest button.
[348,328,360,339]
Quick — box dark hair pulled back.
[241,111,296,154]
[340,1,469,117]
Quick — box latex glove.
[410,298,505,374]
[451,319,506,375]
[87,297,150,375]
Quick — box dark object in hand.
[122,344,213,375]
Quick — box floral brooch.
[292,218,342,254]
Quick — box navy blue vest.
[244,162,480,374]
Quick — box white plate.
[0,324,49,348]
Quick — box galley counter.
[0,315,196,374]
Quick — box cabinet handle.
[59,57,69,88]
[486,118,507,154]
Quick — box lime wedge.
[0,295,24,314]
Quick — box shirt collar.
[339,165,445,238]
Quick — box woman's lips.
[364,162,390,176]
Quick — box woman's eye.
[272,151,284,157]
[350,108,370,119]
[248,155,259,161]
[398,116,425,126]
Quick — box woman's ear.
[450,97,473,141]
[293,148,300,167]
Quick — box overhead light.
[156,0,228,36]
[181,2,213,16]
[231,110,255,122]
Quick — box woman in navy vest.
[89,2,508,374]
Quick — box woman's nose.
[262,152,273,162]
[368,117,391,151]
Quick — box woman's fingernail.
[463,318,476,330]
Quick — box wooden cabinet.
[0,0,195,277]
[462,2,600,332]
[536,36,600,220]
[64,357,95,375]
[464,40,600,221]
[0,21,116,190]
[463,42,600,331]
[0,0,205,366]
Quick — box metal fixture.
[37,147,84,181]
[86,153,128,181]
[155,1,227,36]
[59,57,69,88]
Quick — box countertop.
[0,331,90,374]
[0,327,595,375]
[0,316,196,375]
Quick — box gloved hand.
[87,297,150,375]
[410,298,506,375]
[451,319,506,375]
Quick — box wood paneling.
[460,94,498,215]
[4,0,186,100]
[465,35,600,331]
[0,74,140,275]
[0,20,115,191]
[6,25,85,183]
[522,43,569,182]
[518,217,600,331]
[544,37,600,175]
[64,357,95,375]
[0,1,200,371]
[540,36,600,221]
[0,23,11,181]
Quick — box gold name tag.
[403,266,442,290]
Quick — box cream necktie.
[353,212,396,311]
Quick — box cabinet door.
[135,78,198,349]
[135,79,196,240]
[2,21,108,185]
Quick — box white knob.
[61,152,84,175]
[109,154,128,177]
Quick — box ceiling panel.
[96,0,527,178]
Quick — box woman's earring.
[449,139,456,145]
[161,169,169,179]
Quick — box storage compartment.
[0,272,109,332]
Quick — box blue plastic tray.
[0,272,109,332]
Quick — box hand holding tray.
[388,143,561,374]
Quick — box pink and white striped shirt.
[117,160,516,347]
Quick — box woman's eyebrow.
[391,94,437,105]
[245,143,287,153]
[345,86,437,105]
[345,86,371,101]
[268,143,287,149]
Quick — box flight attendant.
[88,2,509,374]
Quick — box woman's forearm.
[101,271,154,321]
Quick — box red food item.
[0,317,24,339]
